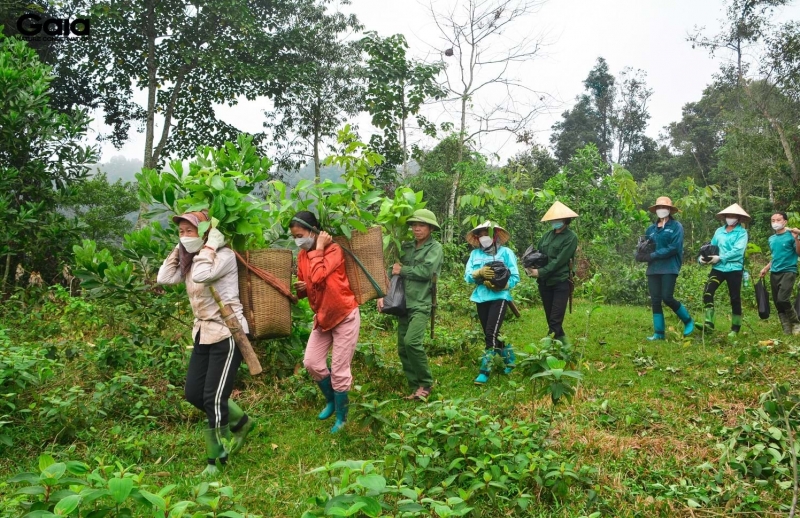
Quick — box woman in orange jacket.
[290,211,360,433]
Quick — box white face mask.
[180,237,204,253]
[295,236,315,250]
[656,209,671,219]
[772,222,785,231]
[478,236,494,248]
[725,217,738,226]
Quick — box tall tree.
[361,32,445,187]
[550,95,601,165]
[0,31,98,287]
[583,57,615,161]
[428,0,548,242]
[60,0,354,170]
[265,11,363,182]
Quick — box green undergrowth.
[0,279,799,517]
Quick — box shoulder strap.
[340,246,386,298]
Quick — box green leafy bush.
[5,454,260,517]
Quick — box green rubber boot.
[331,391,348,434]
[200,426,230,477]
[228,401,254,455]
[728,314,742,339]
[474,350,496,385]
[647,313,665,341]
[316,376,335,420]
[499,344,515,374]
[555,335,572,347]
[701,307,715,332]
[675,304,695,337]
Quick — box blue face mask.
[551,221,564,230]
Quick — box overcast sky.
[95,0,800,166]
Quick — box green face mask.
[551,221,564,230]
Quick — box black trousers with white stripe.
[476,299,508,350]
[185,333,242,429]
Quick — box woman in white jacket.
[157,210,254,476]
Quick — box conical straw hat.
[540,201,579,222]
[716,203,751,223]
[465,220,510,247]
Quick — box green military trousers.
[397,308,433,389]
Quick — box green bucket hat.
[407,209,440,230]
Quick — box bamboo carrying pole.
[208,286,263,375]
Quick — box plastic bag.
[635,236,654,263]
[521,245,548,268]
[699,242,720,260]
[484,261,511,290]
[381,275,407,316]
[755,278,770,320]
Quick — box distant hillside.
[91,156,143,184]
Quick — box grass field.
[0,285,798,517]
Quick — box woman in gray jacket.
[158,210,254,476]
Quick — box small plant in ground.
[6,454,260,517]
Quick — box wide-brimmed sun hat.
[648,196,679,214]
[407,209,441,230]
[172,210,209,227]
[540,201,579,222]
[465,220,510,247]
[716,203,751,223]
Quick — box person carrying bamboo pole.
[290,211,360,434]
[464,221,520,385]
[157,210,255,476]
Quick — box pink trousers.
[303,307,360,392]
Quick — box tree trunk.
[769,175,775,205]
[313,120,321,184]
[138,0,158,228]
[445,95,468,243]
[2,253,11,289]
[737,177,743,206]
[143,0,157,170]
[401,82,408,179]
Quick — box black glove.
[635,250,652,263]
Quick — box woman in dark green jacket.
[643,196,694,340]
[525,201,578,346]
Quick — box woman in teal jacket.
[698,204,749,338]
[644,197,694,340]
[464,221,519,385]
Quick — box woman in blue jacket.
[464,221,520,385]
[644,197,694,340]
[698,204,749,338]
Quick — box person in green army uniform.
[525,201,579,346]
[378,209,443,400]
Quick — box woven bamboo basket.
[333,226,389,305]
[237,249,293,339]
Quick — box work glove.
[698,256,708,265]
[480,266,495,279]
[471,269,484,280]
[483,280,496,290]
[709,255,720,264]
[206,228,225,251]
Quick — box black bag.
[699,242,720,260]
[381,275,407,316]
[485,261,511,290]
[635,236,654,263]
[522,245,548,269]
[755,278,770,320]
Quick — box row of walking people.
[155,201,576,474]
[640,197,800,340]
[156,198,800,475]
